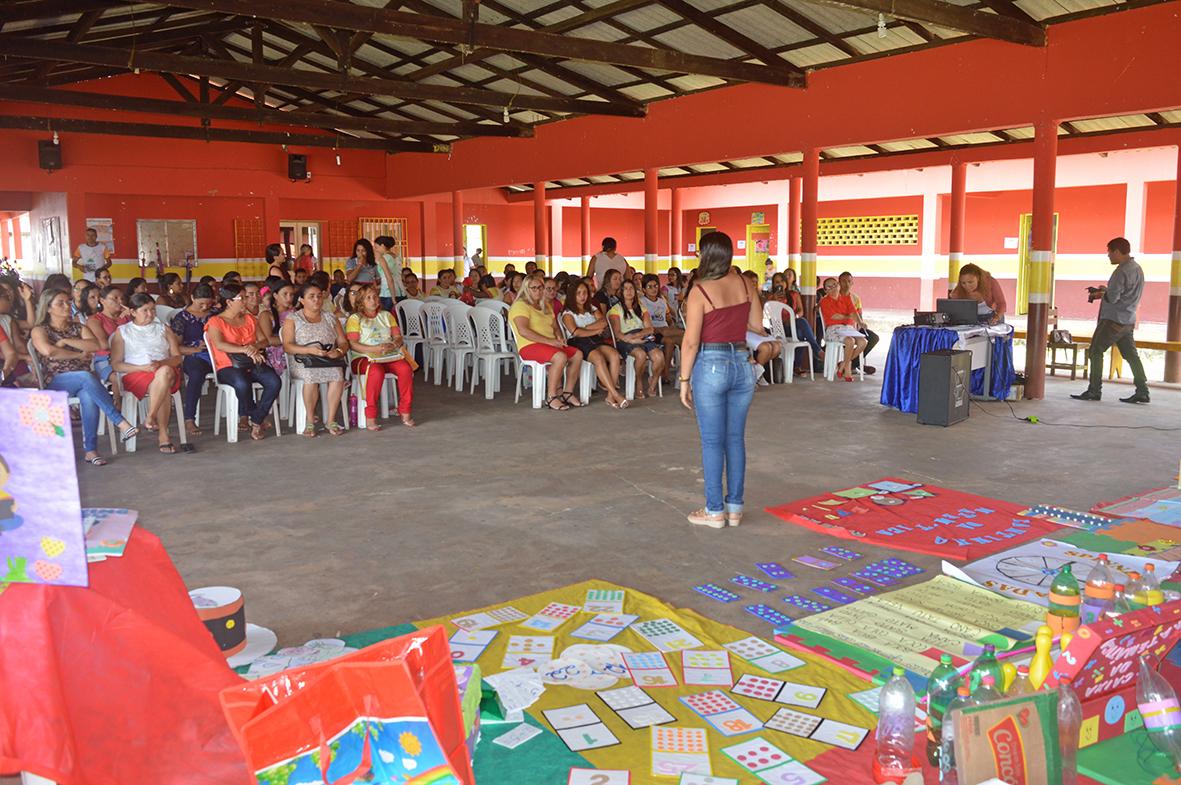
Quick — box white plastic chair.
[444,300,477,392]
[285,352,349,434]
[350,362,397,429]
[116,373,187,453]
[514,357,551,408]
[818,312,864,382]
[559,318,598,404]
[764,302,813,383]
[204,336,283,442]
[394,299,425,367]
[26,339,119,454]
[607,320,662,400]
[469,307,517,400]
[421,301,450,385]
[155,303,178,325]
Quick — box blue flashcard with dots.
[783,595,831,614]
[744,604,794,627]
[813,586,857,605]
[731,574,779,593]
[820,546,863,561]
[756,562,794,580]
[834,576,878,595]
[852,570,900,588]
[694,583,741,603]
[879,558,924,576]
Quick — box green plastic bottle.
[969,644,1003,693]
[925,653,961,766]
[1047,563,1081,635]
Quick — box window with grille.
[817,215,919,246]
[358,217,409,261]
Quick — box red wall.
[818,196,922,256]
[1144,180,1177,253]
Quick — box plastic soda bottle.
[925,653,961,766]
[1137,656,1181,769]
[1047,563,1081,635]
[939,685,978,784]
[974,674,1002,703]
[1132,564,1164,607]
[1107,583,1134,617]
[1081,555,1115,624]
[875,666,917,774]
[1009,665,1035,696]
[969,643,1003,692]
[1058,678,1081,785]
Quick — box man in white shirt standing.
[72,227,111,281]
[586,237,627,288]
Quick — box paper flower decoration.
[18,393,66,438]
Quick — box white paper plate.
[226,623,278,668]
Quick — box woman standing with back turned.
[678,232,762,529]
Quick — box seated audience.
[665,267,684,311]
[561,280,626,409]
[778,268,822,374]
[156,272,187,308]
[260,280,295,377]
[595,269,623,313]
[242,281,262,317]
[0,323,15,383]
[475,274,501,301]
[329,269,346,297]
[502,272,525,305]
[221,270,243,288]
[819,277,867,381]
[205,283,282,441]
[110,293,183,453]
[609,279,666,399]
[84,284,129,397]
[335,282,364,316]
[838,271,878,374]
[94,266,113,289]
[345,285,416,429]
[70,279,91,320]
[524,260,538,276]
[500,263,517,288]
[294,268,309,286]
[430,268,463,298]
[30,289,137,464]
[0,280,33,385]
[265,242,290,281]
[951,262,1007,324]
[543,277,562,316]
[402,272,427,301]
[43,273,73,296]
[508,276,584,410]
[282,283,349,437]
[171,282,215,438]
[126,277,150,298]
[641,273,683,382]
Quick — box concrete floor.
[80,368,1181,647]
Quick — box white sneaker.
[755,366,769,386]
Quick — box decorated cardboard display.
[952,690,1062,785]
[0,389,88,587]
[189,586,277,668]
[1046,599,1181,749]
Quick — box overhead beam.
[0,84,534,138]
[804,0,1046,45]
[158,0,806,87]
[0,114,449,153]
[0,0,111,24]
[0,35,647,117]
[656,0,804,75]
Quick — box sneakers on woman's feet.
[687,509,726,529]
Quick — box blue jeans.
[48,370,126,453]
[181,352,213,421]
[691,346,755,514]
[794,318,822,369]
[216,364,282,425]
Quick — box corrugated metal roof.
[781,0,877,34]
[689,162,731,172]
[516,69,582,96]
[877,138,939,152]
[772,153,804,163]
[562,21,627,43]
[612,5,686,33]
[652,26,747,60]
[1070,114,1156,132]
[783,42,852,68]
[555,61,637,87]
[618,83,677,100]
[938,132,1006,145]
[664,74,728,92]
[824,145,878,158]
[659,167,692,176]
[1160,110,1181,123]
[617,171,645,180]
[844,25,929,55]
[587,175,623,184]
[716,5,817,47]
[728,157,776,168]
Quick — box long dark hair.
[78,283,100,317]
[564,280,596,315]
[618,279,644,321]
[269,280,293,326]
[265,243,285,266]
[351,238,375,265]
[599,268,622,296]
[696,232,733,280]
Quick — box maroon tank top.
[697,284,749,343]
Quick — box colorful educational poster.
[1094,487,1181,527]
[764,478,1055,561]
[82,508,137,561]
[0,389,87,587]
[943,538,1180,606]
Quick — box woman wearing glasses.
[508,276,584,411]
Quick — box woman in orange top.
[818,277,867,382]
[204,283,282,441]
[951,263,1007,324]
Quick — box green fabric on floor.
[339,623,418,648]
[1077,727,1178,785]
[471,712,589,785]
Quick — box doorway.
[1015,213,1059,315]
[694,226,716,258]
[463,223,486,275]
[746,223,771,274]
[279,221,321,262]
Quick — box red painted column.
[788,176,801,273]
[644,167,658,274]
[451,190,463,274]
[418,200,432,281]
[670,187,683,271]
[580,196,590,275]
[533,181,547,272]
[1023,118,1058,400]
[948,160,967,294]
[1167,146,1181,383]
[0,218,9,262]
[801,148,820,321]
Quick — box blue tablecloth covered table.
[880,324,1015,413]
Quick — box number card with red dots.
[679,690,764,736]
[520,602,582,632]
[622,650,679,688]
[651,726,712,778]
[732,674,827,709]
[500,635,555,669]
[569,613,639,643]
[449,628,497,662]
[721,737,826,785]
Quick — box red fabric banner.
[765,477,1056,561]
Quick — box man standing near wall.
[1071,237,1150,404]
[586,237,627,287]
[72,227,111,281]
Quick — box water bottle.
[925,653,961,766]
[939,685,978,784]
[1047,563,1081,635]
[1107,583,1134,618]
[1081,555,1115,624]
[974,674,1002,703]
[1059,678,1082,785]
[969,643,1003,692]
[1009,665,1035,696]
[348,392,358,428]
[875,666,917,774]
[1137,655,1181,769]
[1132,564,1164,608]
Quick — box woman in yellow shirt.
[508,277,584,411]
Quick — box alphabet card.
[584,589,626,614]
[568,770,630,785]
[681,650,733,687]
[723,637,806,674]
[732,674,826,709]
[501,635,554,669]
[0,389,87,587]
[721,737,826,785]
[633,618,703,652]
[449,628,497,662]
[651,727,711,778]
[570,613,638,642]
[597,685,676,730]
[520,602,582,632]
[542,704,620,752]
[622,651,678,688]
[451,606,528,631]
[679,691,763,736]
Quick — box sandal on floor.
[326,421,345,436]
[250,424,265,441]
[559,392,583,407]
[545,395,570,411]
[400,415,417,427]
[367,422,383,431]
[185,425,204,437]
[158,443,177,454]
[619,398,630,409]
[86,455,108,466]
[301,424,317,438]
[607,399,620,410]
[119,425,139,443]
[180,443,196,453]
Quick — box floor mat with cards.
[763,478,1058,560]
[327,579,884,785]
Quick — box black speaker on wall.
[38,140,62,171]
[287,153,307,181]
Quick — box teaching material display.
[766,478,1053,560]
[951,690,1062,785]
[1093,487,1181,527]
